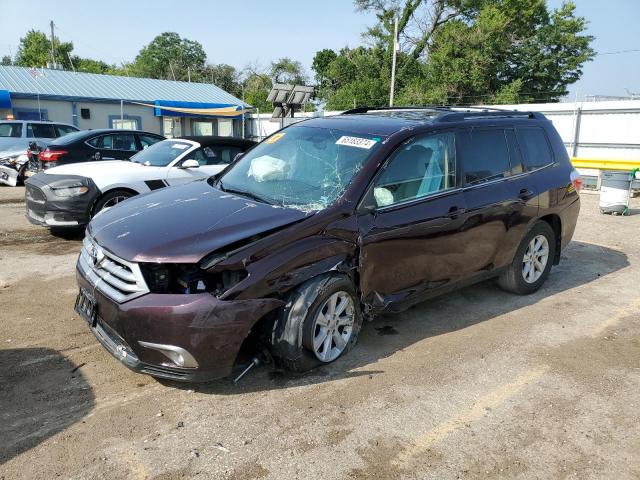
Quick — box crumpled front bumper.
[24,173,100,228]
[75,265,284,382]
[0,164,20,187]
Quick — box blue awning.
[152,100,246,118]
[0,90,11,109]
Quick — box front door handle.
[448,206,467,218]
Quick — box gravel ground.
[1,187,639,480]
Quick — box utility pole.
[49,20,56,69]
[389,16,398,107]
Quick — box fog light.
[138,341,199,368]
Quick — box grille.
[78,235,149,303]
[25,184,46,204]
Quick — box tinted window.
[191,145,243,165]
[517,128,553,171]
[86,135,101,148]
[458,129,510,185]
[373,132,457,207]
[101,133,136,151]
[505,130,524,175]
[54,124,78,137]
[138,134,163,149]
[27,123,56,138]
[0,123,22,137]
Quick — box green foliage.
[243,72,273,111]
[204,64,243,98]
[72,57,115,74]
[314,0,595,107]
[131,32,207,81]
[1,55,12,66]
[269,57,307,85]
[14,30,74,69]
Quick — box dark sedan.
[33,129,165,171]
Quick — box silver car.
[0,120,79,186]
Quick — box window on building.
[458,129,510,185]
[192,120,214,136]
[517,127,554,171]
[217,119,233,137]
[373,131,457,207]
[112,118,138,130]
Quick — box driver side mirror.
[180,159,199,169]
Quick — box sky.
[1,0,639,102]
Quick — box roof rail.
[340,105,542,118]
[341,106,444,115]
[436,110,541,122]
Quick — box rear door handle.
[518,188,534,200]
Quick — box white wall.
[247,101,640,161]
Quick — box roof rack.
[340,105,543,122]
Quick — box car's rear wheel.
[93,189,134,215]
[270,274,363,373]
[498,221,556,295]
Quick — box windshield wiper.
[219,182,272,205]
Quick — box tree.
[132,32,207,81]
[242,69,272,111]
[269,57,307,85]
[315,0,594,107]
[204,63,242,98]
[71,57,115,74]
[14,29,74,68]
[1,55,12,66]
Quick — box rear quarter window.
[516,127,554,171]
[27,123,56,138]
[458,129,510,185]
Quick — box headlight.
[52,185,89,197]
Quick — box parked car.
[25,136,256,228]
[74,107,581,382]
[0,120,79,186]
[33,129,165,171]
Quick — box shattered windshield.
[218,125,384,211]
[130,140,192,166]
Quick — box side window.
[138,134,162,149]
[517,127,553,171]
[54,125,78,137]
[183,148,209,166]
[505,130,524,175]
[458,129,510,185]
[212,146,242,165]
[27,123,56,138]
[373,131,457,208]
[87,136,102,148]
[101,133,136,151]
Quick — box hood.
[45,160,140,177]
[0,138,30,156]
[88,180,311,263]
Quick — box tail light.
[570,169,582,193]
[39,148,67,170]
[39,148,68,163]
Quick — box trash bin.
[599,170,632,215]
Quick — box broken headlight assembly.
[51,185,90,197]
[140,263,247,296]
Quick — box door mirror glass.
[181,159,200,169]
[372,131,457,208]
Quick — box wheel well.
[91,188,139,216]
[539,214,562,265]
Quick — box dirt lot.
[1,185,639,480]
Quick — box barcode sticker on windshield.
[336,136,377,149]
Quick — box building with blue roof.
[0,66,250,137]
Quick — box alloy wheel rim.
[311,291,355,362]
[522,234,549,284]
[102,195,128,210]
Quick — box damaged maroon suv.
[75,107,581,382]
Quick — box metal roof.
[0,66,247,106]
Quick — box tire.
[498,221,556,295]
[270,274,363,373]
[93,189,134,215]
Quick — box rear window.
[458,129,510,185]
[0,123,22,137]
[27,123,56,138]
[517,128,553,171]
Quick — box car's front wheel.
[498,221,556,295]
[93,189,134,215]
[270,274,363,373]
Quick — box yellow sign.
[265,132,286,144]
